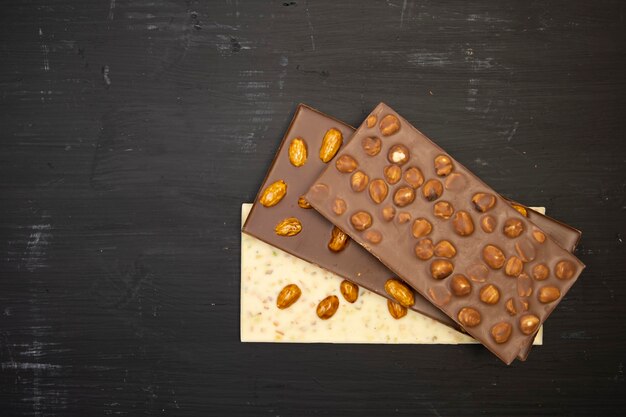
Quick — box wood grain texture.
[0,0,624,415]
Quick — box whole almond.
[319,128,343,162]
[260,180,287,207]
[316,295,339,320]
[387,300,408,319]
[276,284,302,309]
[384,278,415,307]
[340,280,359,303]
[298,196,312,209]
[274,217,302,236]
[288,138,307,167]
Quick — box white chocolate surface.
[241,203,543,345]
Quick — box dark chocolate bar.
[305,103,585,364]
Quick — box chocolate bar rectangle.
[305,103,585,364]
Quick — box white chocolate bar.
[241,203,543,345]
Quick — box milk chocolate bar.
[305,103,585,364]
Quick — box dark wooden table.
[1,1,625,415]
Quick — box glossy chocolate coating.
[305,103,585,365]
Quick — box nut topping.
[350,171,369,192]
[480,215,497,233]
[532,263,550,281]
[458,307,481,327]
[383,165,402,184]
[276,284,302,309]
[364,229,383,244]
[434,155,453,176]
[422,179,443,201]
[428,286,452,306]
[434,240,456,258]
[532,230,546,243]
[332,198,347,215]
[504,256,524,277]
[515,239,536,263]
[503,218,524,238]
[414,238,435,260]
[350,211,373,231]
[362,136,382,156]
[388,144,410,165]
[260,180,287,207]
[450,274,472,296]
[538,286,561,303]
[384,278,415,307]
[298,196,312,209]
[328,226,350,252]
[479,284,500,305]
[335,154,358,173]
[471,193,496,213]
[316,295,339,320]
[387,300,407,319]
[433,201,454,219]
[275,217,302,236]
[288,138,308,167]
[555,260,576,280]
[393,186,415,207]
[366,115,377,128]
[404,167,425,189]
[519,314,540,335]
[379,114,401,136]
[430,259,454,280]
[491,322,512,344]
[340,280,359,303]
[382,205,396,222]
[368,179,389,204]
[319,128,343,162]
[411,218,433,238]
[452,211,475,236]
[483,244,505,269]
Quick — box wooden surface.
[1,0,624,415]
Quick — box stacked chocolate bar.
[242,103,584,364]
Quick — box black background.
[1,0,625,415]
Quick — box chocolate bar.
[305,103,585,364]
[242,104,581,347]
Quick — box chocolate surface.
[305,103,585,364]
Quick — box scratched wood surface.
[1,0,625,415]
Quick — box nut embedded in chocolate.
[308,182,329,199]
[350,211,373,231]
[319,128,343,162]
[450,274,472,296]
[384,278,415,307]
[471,193,496,213]
[316,295,339,320]
[404,166,424,189]
[275,217,302,236]
[434,154,454,176]
[483,244,505,269]
[393,186,416,207]
[298,196,312,209]
[532,263,550,280]
[397,212,411,224]
[388,144,410,166]
[434,240,456,258]
[364,229,383,244]
[276,284,302,309]
[362,136,382,156]
[504,256,524,277]
[444,172,467,191]
[503,218,524,238]
[533,230,546,243]
[328,226,350,252]
[350,170,369,192]
[422,179,443,201]
[414,238,435,260]
[479,284,500,305]
[433,201,454,219]
[452,211,475,236]
[515,239,537,263]
[379,114,401,136]
[332,198,347,215]
[428,286,452,306]
[519,314,540,335]
[335,154,358,173]
[555,260,576,280]
[480,215,497,233]
[538,286,561,303]
[511,203,529,217]
[430,259,454,280]
[517,273,533,297]
[288,138,308,167]
[260,180,287,207]
[458,307,481,327]
[491,322,512,344]
[505,298,517,316]
[467,263,489,282]
[383,165,402,184]
[382,205,396,222]
[340,280,359,303]
[368,179,389,204]
[366,115,377,128]
[411,218,432,238]
[387,299,407,319]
